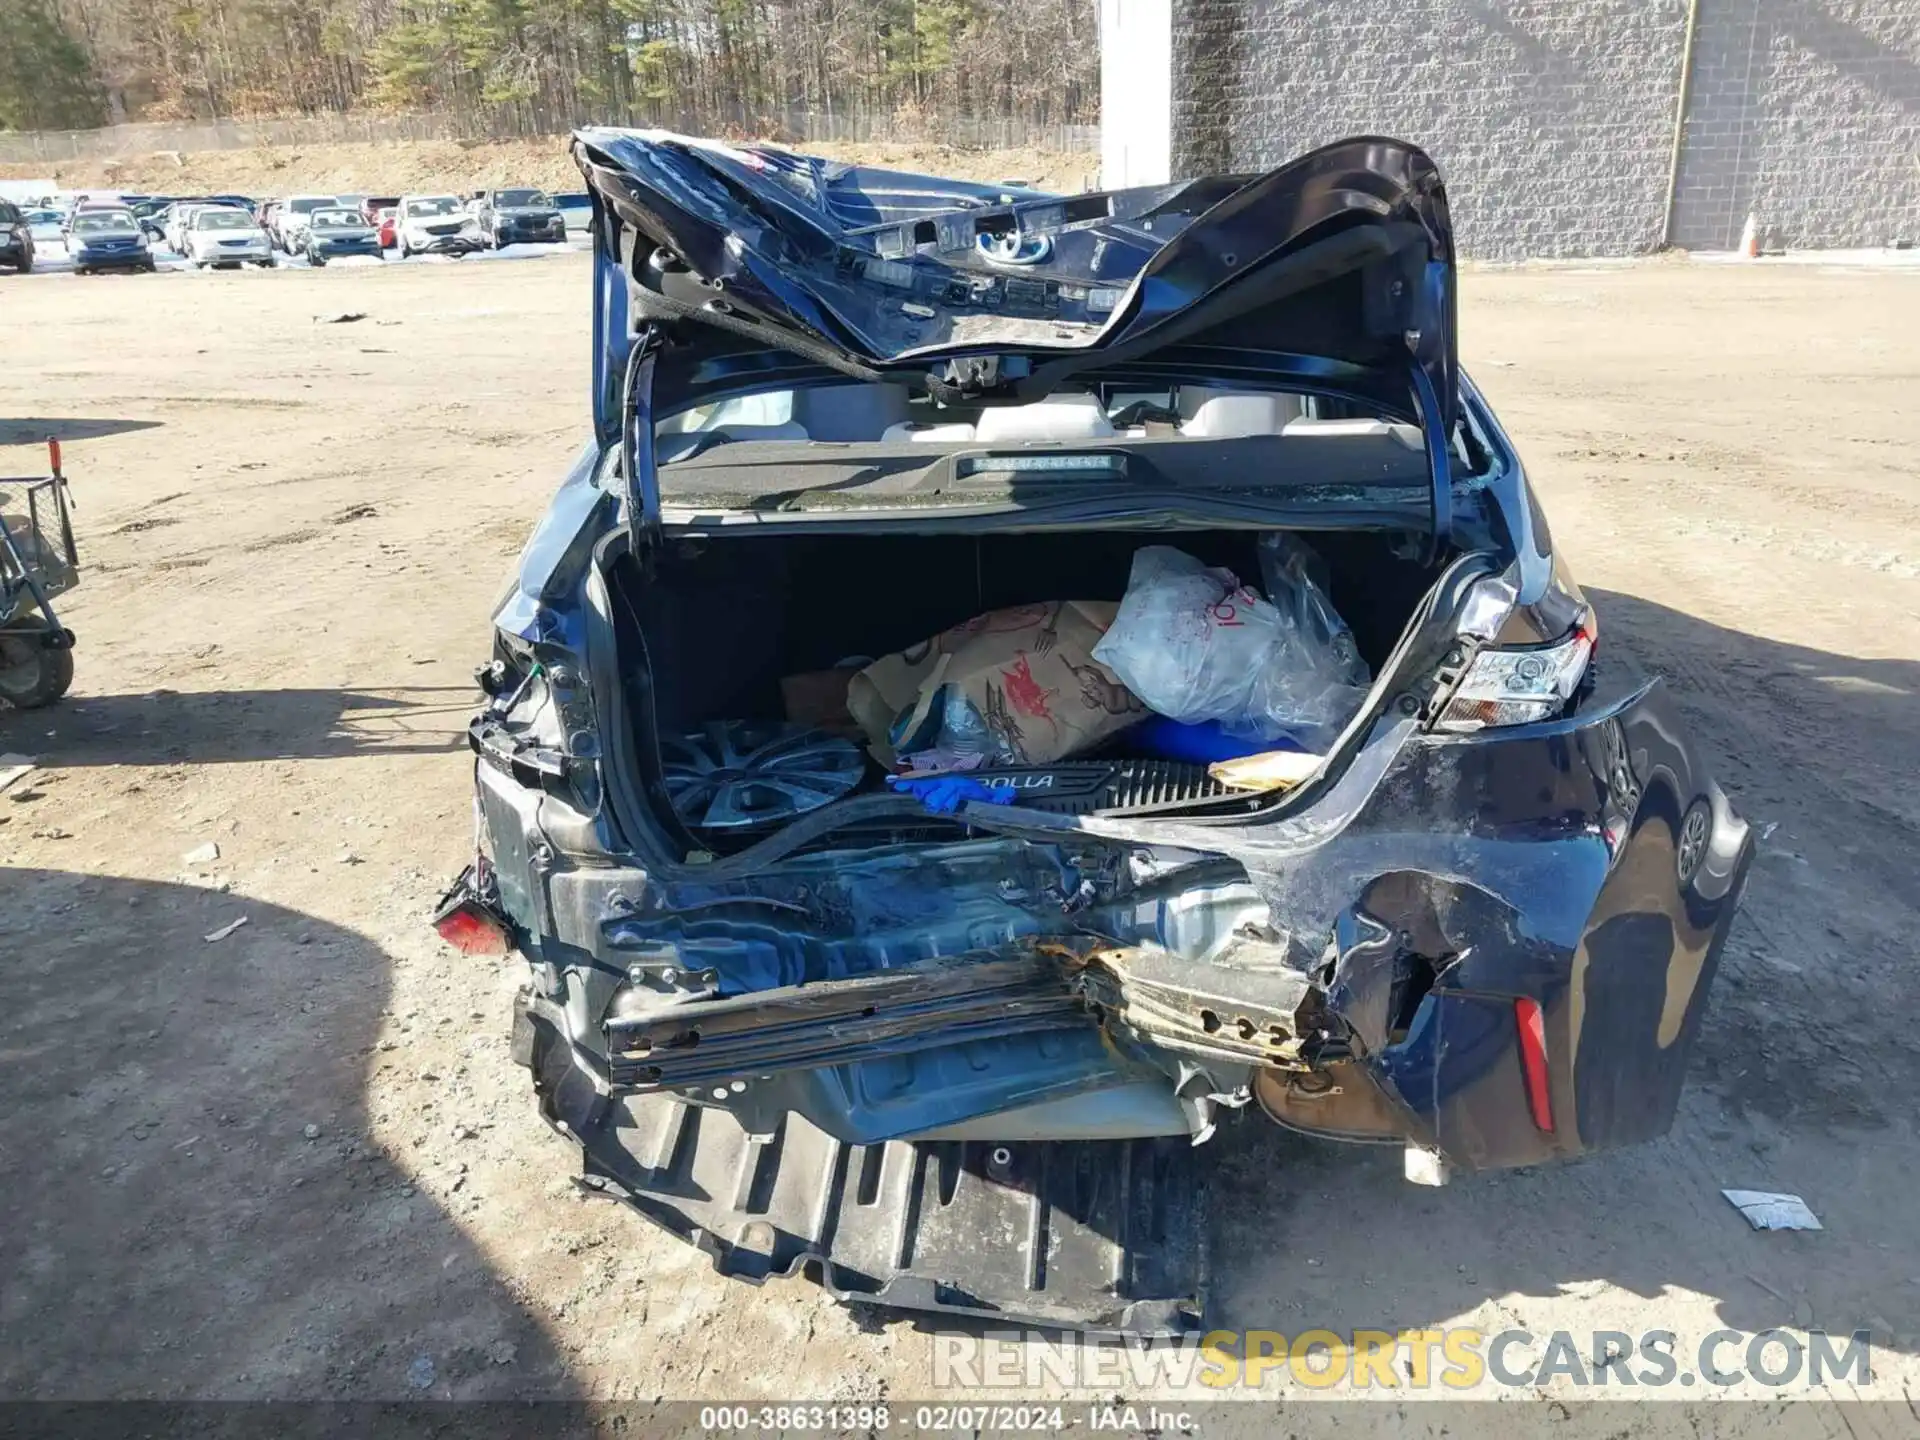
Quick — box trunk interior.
[610,527,1446,847]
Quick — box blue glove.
[887,774,1019,814]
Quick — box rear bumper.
[463,672,1749,1328]
[1319,683,1753,1169]
[472,673,1750,1171]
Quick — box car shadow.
[1200,586,1920,1354]
[0,418,163,446]
[0,868,578,1400]
[5,686,474,765]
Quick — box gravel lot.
[2,250,1918,1417]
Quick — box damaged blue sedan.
[438,131,1754,1332]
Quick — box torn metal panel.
[604,948,1086,1091]
[1069,937,1317,1070]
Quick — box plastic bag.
[1251,532,1371,739]
[1256,533,1370,691]
[1091,542,1371,746]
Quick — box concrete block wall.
[1153,0,1920,258]
[1669,0,1920,251]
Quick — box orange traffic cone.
[1739,211,1760,259]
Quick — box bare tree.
[8,0,1095,135]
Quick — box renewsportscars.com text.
[933,1327,1874,1392]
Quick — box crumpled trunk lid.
[572,129,1457,438]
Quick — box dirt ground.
[3,249,1920,1423]
[0,135,1098,199]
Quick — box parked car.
[161,202,207,254]
[301,206,383,266]
[184,193,255,221]
[552,191,592,234]
[374,207,399,250]
[361,195,401,226]
[394,194,483,257]
[143,194,257,249]
[130,196,177,240]
[467,186,567,247]
[272,194,346,253]
[62,200,128,237]
[0,200,34,272]
[182,206,274,268]
[67,209,155,274]
[23,208,64,243]
[441,132,1756,1332]
[64,191,129,220]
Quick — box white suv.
[394,194,485,258]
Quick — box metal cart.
[0,438,79,709]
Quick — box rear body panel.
[478,663,1749,1162]
[473,647,1748,1325]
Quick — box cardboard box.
[847,601,1144,769]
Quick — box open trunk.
[608,524,1449,849]
[441,129,1754,1334]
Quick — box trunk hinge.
[620,324,668,556]
[1407,353,1453,567]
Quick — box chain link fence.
[0,106,1098,165]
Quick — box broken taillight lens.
[435,904,511,955]
[1434,617,1595,732]
[1514,995,1555,1133]
[432,866,513,955]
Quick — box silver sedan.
[183,208,274,269]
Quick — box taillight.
[434,903,511,955]
[1434,615,1595,732]
[431,865,512,955]
[1514,996,1554,1133]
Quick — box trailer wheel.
[0,615,74,709]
